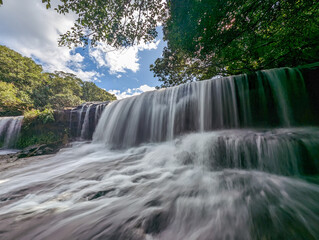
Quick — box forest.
[0,45,116,116]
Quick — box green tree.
[31,71,84,108]
[0,45,43,92]
[48,91,82,110]
[40,0,167,48]
[34,0,319,87]
[0,82,32,114]
[2,1,317,88]
[0,82,22,110]
[153,0,319,87]
[0,45,116,112]
[82,82,116,102]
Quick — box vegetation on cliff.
[0,45,116,115]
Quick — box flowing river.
[0,67,318,239]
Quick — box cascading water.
[76,104,86,137]
[0,67,319,240]
[69,102,109,140]
[0,116,23,150]
[94,68,310,148]
[80,104,93,139]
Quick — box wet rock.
[17,143,62,158]
[0,153,18,163]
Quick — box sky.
[0,0,166,99]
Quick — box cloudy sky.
[0,0,165,99]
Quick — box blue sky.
[0,0,165,99]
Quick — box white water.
[0,149,19,155]
[0,116,23,149]
[94,68,308,148]
[76,104,86,137]
[0,128,318,239]
[0,67,318,239]
[80,104,93,139]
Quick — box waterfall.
[70,102,109,140]
[80,104,93,139]
[0,116,23,149]
[94,67,310,148]
[76,104,86,137]
[0,66,319,239]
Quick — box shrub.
[16,131,60,149]
[23,108,55,128]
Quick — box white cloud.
[0,0,161,83]
[109,84,156,99]
[90,40,160,74]
[0,0,100,81]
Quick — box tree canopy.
[153,0,319,87]
[1,0,318,87]
[0,45,116,115]
[41,0,167,48]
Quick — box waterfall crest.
[94,67,310,148]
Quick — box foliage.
[38,108,55,124]
[23,108,55,127]
[150,47,222,87]
[0,82,23,110]
[48,92,83,110]
[41,0,167,48]
[16,131,61,149]
[2,1,318,87]
[0,45,116,114]
[32,72,84,109]
[35,0,319,87]
[153,0,319,87]
[82,82,116,102]
[0,46,43,92]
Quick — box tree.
[153,0,319,87]
[0,82,32,114]
[0,45,116,112]
[40,0,167,48]
[2,1,317,88]
[82,81,116,102]
[31,71,84,108]
[0,45,43,92]
[48,91,82,110]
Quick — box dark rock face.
[68,102,109,140]
[52,101,110,140]
[13,102,110,154]
[300,63,319,124]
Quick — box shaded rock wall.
[17,102,110,149]
[299,63,319,124]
